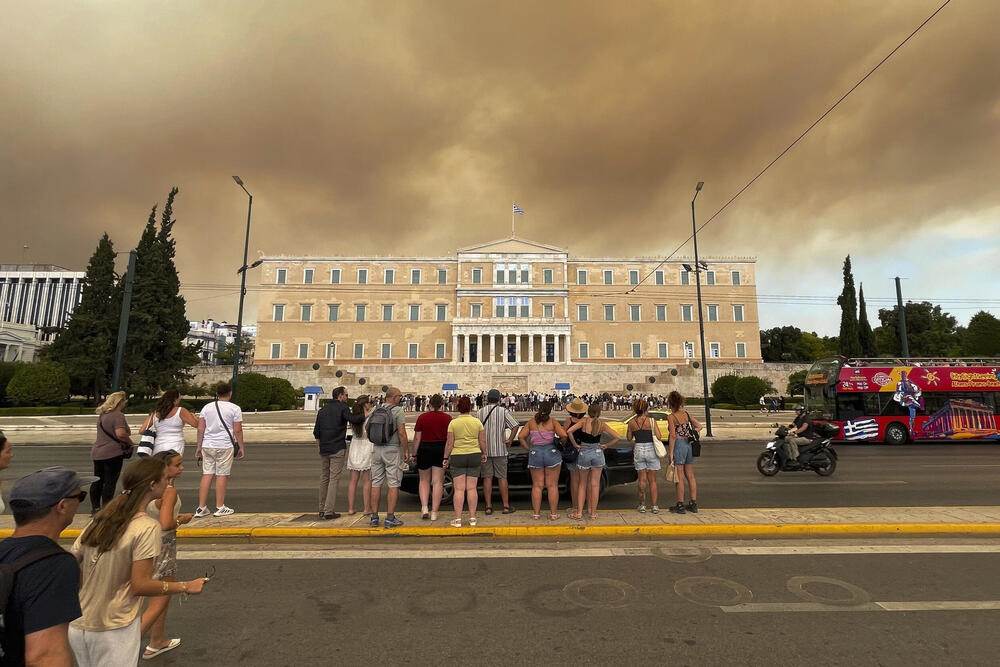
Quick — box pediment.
[458,236,566,256]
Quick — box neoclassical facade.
[254,237,762,366]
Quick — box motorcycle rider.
[784,406,815,465]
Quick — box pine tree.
[837,255,863,358]
[857,282,877,357]
[45,234,119,399]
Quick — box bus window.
[836,394,866,420]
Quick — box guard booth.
[442,383,459,396]
[554,382,571,399]
[303,385,324,411]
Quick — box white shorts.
[202,447,234,475]
[69,617,141,667]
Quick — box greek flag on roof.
[512,203,525,215]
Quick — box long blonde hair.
[587,404,603,436]
[80,458,165,553]
[96,391,127,416]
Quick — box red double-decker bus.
[803,357,1000,444]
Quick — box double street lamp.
[230,176,260,397]
[685,181,713,437]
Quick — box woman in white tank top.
[141,390,200,456]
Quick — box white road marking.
[722,601,1000,613]
[921,464,1000,468]
[876,601,1000,611]
[177,543,1000,561]
[749,480,908,486]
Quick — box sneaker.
[651,505,660,514]
[384,515,403,529]
[319,512,340,520]
[449,517,462,527]
[637,505,647,513]
[430,512,438,521]
[370,514,380,528]
[669,502,686,514]
[193,506,211,519]
[686,500,699,513]
[213,506,235,517]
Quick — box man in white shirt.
[194,382,245,518]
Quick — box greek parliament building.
[253,237,762,394]
[0,265,85,342]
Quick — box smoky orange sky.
[2,0,998,334]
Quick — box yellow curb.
[5,523,1000,541]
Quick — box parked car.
[400,427,638,503]
[605,411,671,439]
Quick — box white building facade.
[0,265,85,341]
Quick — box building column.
[528,334,535,363]
[463,335,471,364]
[556,334,563,363]
[452,334,459,363]
[515,334,521,364]
[564,332,571,364]
[480,334,487,364]
[499,334,506,364]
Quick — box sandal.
[143,639,181,660]
[568,512,583,520]
[588,513,599,520]
[469,517,478,526]
[532,513,541,520]
[549,513,560,521]
[502,506,516,514]
[449,518,462,527]
[484,507,493,516]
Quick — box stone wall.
[193,361,808,396]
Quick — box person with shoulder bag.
[91,392,134,515]
[666,391,702,514]
[194,383,244,519]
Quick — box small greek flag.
[843,419,879,440]
[512,203,525,215]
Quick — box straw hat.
[565,398,588,414]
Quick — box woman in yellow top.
[444,396,487,528]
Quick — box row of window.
[271,302,747,323]
[269,340,749,360]
[274,267,745,287]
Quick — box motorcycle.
[756,423,838,477]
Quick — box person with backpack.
[314,386,367,520]
[367,387,409,528]
[91,391,134,515]
[194,382,244,518]
[667,391,703,514]
[69,458,207,666]
[0,467,94,667]
[477,389,520,516]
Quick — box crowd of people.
[0,381,706,665]
[401,391,677,414]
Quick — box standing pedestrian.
[562,398,588,518]
[313,386,366,520]
[345,395,373,516]
[443,396,486,527]
[0,466,94,666]
[139,450,193,660]
[368,387,409,529]
[477,389,520,515]
[667,391,702,514]
[139,390,199,458]
[627,399,662,514]
[69,458,207,667]
[92,391,134,515]
[413,394,451,521]
[566,403,621,519]
[518,401,567,520]
[194,382,244,518]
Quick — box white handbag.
[649,418,667,458]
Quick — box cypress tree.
[858,282,877,357]
[155,188,201,387]
[45,234,119,399]
[837,255,863,358]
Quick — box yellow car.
[606,411,671,440]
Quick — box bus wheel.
[884,422,909,445]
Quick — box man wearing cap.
[477,389,520,515]
[0,466,95,666]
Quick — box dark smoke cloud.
[1,0,996,331]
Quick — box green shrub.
[0,361,23,403]
[6,362,71,406]
[733,376,775,407]
[711,374,741,404]
[232,372,272,411]
[266,377,297,410]
[0,406,91,416]
[786,370,807,396]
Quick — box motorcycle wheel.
[814,457,837,477]
[756,452,779,477]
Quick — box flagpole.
[511,203,515,237]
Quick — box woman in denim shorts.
[517,401,568,520]
[667,391,702,514]
[562,398,588,518]
[627,399,663,514]
[566,403,622,519]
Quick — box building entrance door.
[545,342,555,362]
[507,342,517,363]
[470,342,478,363]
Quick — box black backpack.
[366,406,398,446]
[0,544,71,643]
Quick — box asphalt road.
[133,539,1000,665]
[5,441,1000,512]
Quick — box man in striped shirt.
[477,389,521,515]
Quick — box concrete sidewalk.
[6,506,1000,540]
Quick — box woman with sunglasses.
[139,450,194,659]
[562,398,588,518]
[69,458,207,666]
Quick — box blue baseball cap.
[9,466,98,510]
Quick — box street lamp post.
[691,181,713,437]
[231,176,253,398]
